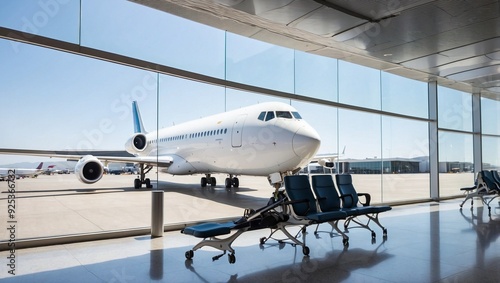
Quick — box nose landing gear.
[134,164,153,189]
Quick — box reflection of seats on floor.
[334,174,392,239]
[181,198,288,264]
[260,175,347,255]
[460,170,500,214]
[459,204,500,251]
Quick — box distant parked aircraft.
[0,162,43,180]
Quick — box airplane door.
[231,114,247,148]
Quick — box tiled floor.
[1,199,499,282]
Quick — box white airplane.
[44,165,71,175]
[309,146,347,169]
[0,162,43,180]
[44,165,61,175]
[0,101,321,189]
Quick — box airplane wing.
[310,155,338,162]
[308,152,343,168]
[0,148,173,167]
[310,146,346,166]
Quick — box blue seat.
[460,170,500,215]
[284,175,347,222]
[492,170,500,184]
[181,198,288,264]
[335,174,391,239]
[460,171,487,209]
[479,171,500,215]
[182,221,236,238]
[311,175,374,242]
[280,175,347,254]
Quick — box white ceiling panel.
[132,0,500,99]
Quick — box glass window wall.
[81,0,226,79]
[0,38,156,152]
[382,116,430,202]
[438,131,474,197]
[381,72,428,118]
[338,60,381,110]
[159,75,225,126]
[294,50,338,102]
[225,32,294,93]
[225,88,290,111]
[481,97,500,135]
[0,0,80,44]
[292,101,338,155]
[482,136,500,170]
[3,0,497,242]
[438,86,473,132]
[338,109,382,202]
[0,38,159,241]
[437,86,474,197]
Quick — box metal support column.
[428,80,439,200]
[151,190,164,237]
[472,88,482,173]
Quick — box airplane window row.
[148,128,228,144]
[257,111,302,121]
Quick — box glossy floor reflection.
[1,199,499,282]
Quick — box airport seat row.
[258,174,349,256]
[311,174,391,240]
[181,174,392,264]
[460,170,500,214]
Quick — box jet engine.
[318,158,335,168]
[125,133,147,154]
[75,155,104,184]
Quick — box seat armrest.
[460,186,476,191]
[357,193,371,206]
[284,198,311,214]
[284,198,309,205]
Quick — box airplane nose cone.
[292,126,321,160]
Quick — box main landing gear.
[200,174,239,189]
[225,175,239,189]
[200,174,217,188]
[134,164,153,189]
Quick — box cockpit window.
[261,111,300,121]
[276,111,293,119]
[258,111,266,121]
[265,111,275,121]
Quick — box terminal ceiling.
[133,0,500,99]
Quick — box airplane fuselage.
[0,162,43,179]
[125,102,321,177]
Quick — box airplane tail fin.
[36,162,43,170]
[132,101,147,134]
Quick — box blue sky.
[0,0,495,167]
[0,32,429,166]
